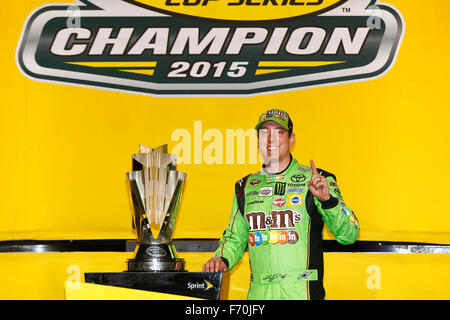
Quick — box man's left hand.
[307,159,331,201]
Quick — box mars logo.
[16,0,404,96]
[246,209,302,231]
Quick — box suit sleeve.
[214,194,249,271]
[314,174,360,245]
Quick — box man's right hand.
[202,257,228,272]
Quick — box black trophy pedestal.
[84,272,229,300]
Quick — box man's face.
[258,121,295,165]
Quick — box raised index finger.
[310,159,319,175]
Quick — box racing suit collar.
[262,154,294,175]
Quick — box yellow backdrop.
[1,0,450,245]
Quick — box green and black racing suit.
[214,156,360,300]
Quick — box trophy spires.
[129,144,180,234]
[126,144,187,272]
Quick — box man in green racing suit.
[203,109,360,300]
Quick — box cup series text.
[166,0,322,6]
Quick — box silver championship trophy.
[84,143,228,299]
[125,144,187,272]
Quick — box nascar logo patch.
[16,0,404,96]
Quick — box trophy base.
[127,242,186,272]
[127,259,185,272]
[85,272,229,300]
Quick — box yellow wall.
[2,0,450,243]
[1,0,450,300]
[0,252,448,300]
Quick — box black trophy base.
[127,258,186,272]
[84,272,229,300]
[127,242,186,272]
